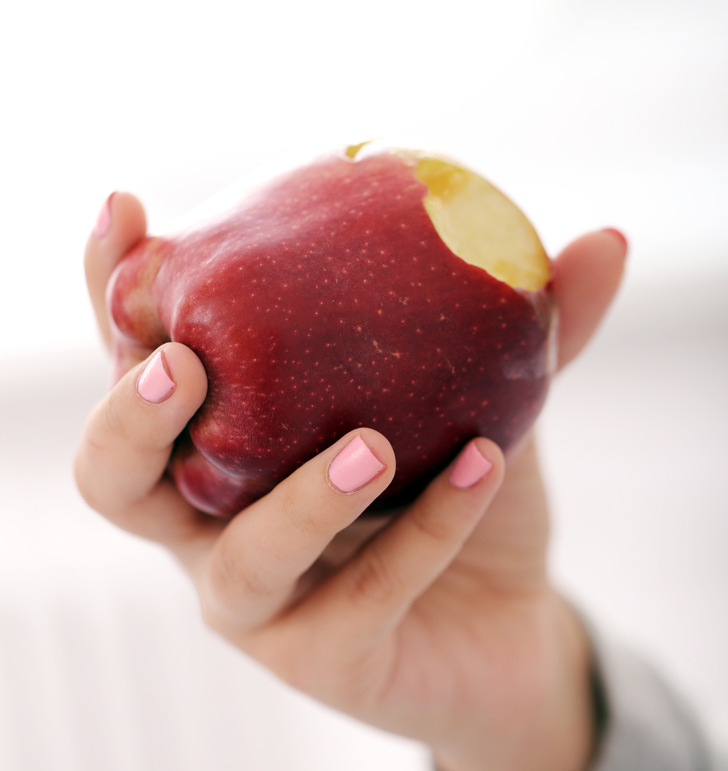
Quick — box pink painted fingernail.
[137,350,175,403]
[94,193,114,238]
[449,441,493,489]
[328,436,385,493]
[601,228,628,250]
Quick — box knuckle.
[101,391,132,446]
[285,495,329,540]
[346,546,402,610]
[73,427,113,515]
[409,505,456,545]
[73,398,132,516]
[204,538,269,612]
[270,479,344,544]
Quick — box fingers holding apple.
[91,141,627,524]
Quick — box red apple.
[108,142,557,517]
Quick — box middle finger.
[199,429,395,633]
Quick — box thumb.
[553,229,628,371]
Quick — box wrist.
[431,594,597,771]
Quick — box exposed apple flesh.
[108,145,557,517]
[414,157,550,291]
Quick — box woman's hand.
[76,192,626,771]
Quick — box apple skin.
[108,148,557,517]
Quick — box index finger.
[84,192,147,348]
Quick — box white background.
[1,0,727,768]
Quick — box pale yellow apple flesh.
[414,158,550,292]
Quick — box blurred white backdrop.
[1,0,727,768]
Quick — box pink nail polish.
[449,441,493,489]
[601,228,628,250]
[137,351,175,403]
[328,436,385,493]
[94,193,114,238]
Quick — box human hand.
[76,192,626,771]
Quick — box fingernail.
[328,436,385,493]
[601,228,628,251]
[137,350,175,403]
[94,193,114,238]
[449,441,493,489]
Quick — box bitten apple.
[108,142,557,517]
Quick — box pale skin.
[76,192,627,771]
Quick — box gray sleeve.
[588,624,721,771]
[431,618,724,771]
